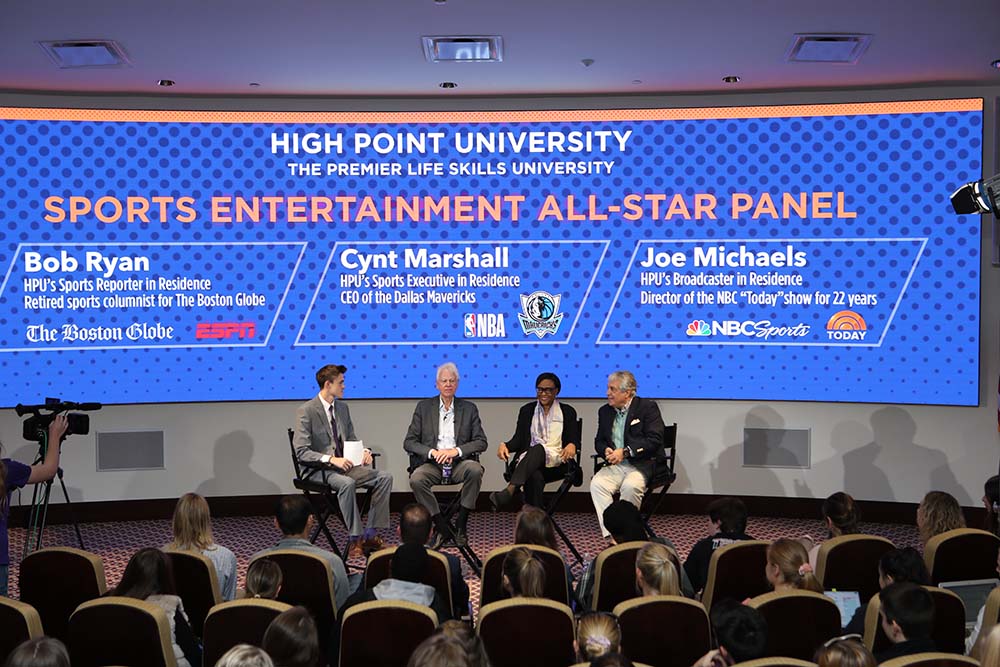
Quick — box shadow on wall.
[709,405,785,497]
[195,430,282,498]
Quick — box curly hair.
[917,491,965,545]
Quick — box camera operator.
[1,413,68,596]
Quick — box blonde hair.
[917,491,965,545]
[577,612,621,661]
[815,639,875,667]
[502,546,546,598]
[636,542,681,596]
[767,538,823,593]
[167,492,214,551]
[976,621,1000,665]
[215,644,275,667]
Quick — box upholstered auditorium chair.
[339,600,438,667]
[67,596,177,667]
[862,586,966,655]
[591,541,647,612]
[614,595,711,667]
[478,598,576,667]
[0,597,43,665]
[879,654,979,667]
[18,545,107,642]
[364,545,454,613]
[164,548,222,636]
[815,534,895,602]
[479,544,569,607]
[923,528,1000,585]
[202,598,291,667]
[747,590,842,660]
[701,540,771,611]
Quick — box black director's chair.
[406,459,484,574]
[286,428,379,565]
[591,422,677,538]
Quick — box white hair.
[215,644,274,667]
[608,370,637,393]
[436,362,460,381]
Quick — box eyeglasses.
[536,386,557,394]
[821,634,863,649]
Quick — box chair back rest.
[702,540,771,611]
[250,549,338,664]
[365,546,454,613]
[19,546,107,642]
[479,544,569,607]
[747,590,842,660]
[614,595,711,667]
[67,596,177,667]
[733,659,817,667]
[202,598,292,667]
[924,528,1000,585]
[862,586,967,655]
[0,597,43,665]
[340,600,438,667]
[287,427,305,480]
[478,598,576,667]
[979,586,1000,640]
[879,653,980,667]
[164,549,221,636]
[592,541,646,612]
[815,534,895,602]
[651,423,678,487]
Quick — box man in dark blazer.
[293,364,393,558]
[404,362,487,547]
[590,369,665,540]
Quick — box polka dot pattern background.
[0,107,983,405]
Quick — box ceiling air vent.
[422,36,503,63]
[38,40,130,69]
[785,34,871,64]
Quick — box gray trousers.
[319,465,393,536]
[409,459,484,515]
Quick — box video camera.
[16,398,101,443]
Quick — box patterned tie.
[329,404,343,457]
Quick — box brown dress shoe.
[347,539,365,561]
[361,534,385,555]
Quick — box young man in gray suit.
[404,362,487,547]
[293,364,393,559]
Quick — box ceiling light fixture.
[992,59,1000,70]
[722,75,741,84]
[38,40,130,69]
[786,33,872,64]
[422,36,503,63]
[157,79,175,87]
[439,81,458,89]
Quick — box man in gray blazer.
[404,362,487,547]
[294,364,393,558]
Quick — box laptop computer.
[826,590,862,628]
[938,579,999,631]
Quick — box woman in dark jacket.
[491,372,580,510]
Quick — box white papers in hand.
[343,440,365,465]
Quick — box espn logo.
[194,322,256,340]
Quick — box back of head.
[635,542,681,596]
[815,638,876,667]
[590,652,633,667]
[406,633,469,667]
[392,542,430,583]
[878,547,930,586]
[602,500,647,544]
[577,612,621,661]
[514,506,557,550]
[245,558,283,599]
[986,476,1000,510]
[917,491,965,545]
[262,606,319,667]
[435,620,490,667]
[822,492,860,536]
[710,599,768,663]
[400,502,432,545]
[767,538,822,593]
[215,644,276,667]
[707,497,748,534]
[879,582,934,641]
[3,637,70,667]
[111,547,175,599]
[170,492,214,551]
[502,546,546,598]
[275,495,312,537]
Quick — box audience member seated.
[515,505,573,600]
[576,611,622,663]
[873,582,936,663]
[844,547,929,635]
[502,546,547,598]
[435,619,491,667]
[577,500,694,607]
[591,653,634,667]
[245,558,283,600]
[815,635,876,667]
[801,492,861,569]
[636,542,681,597]
[965,545,1000,655]
[167,492,239,601]
[341,541,451,622]
[917,491,965,548]
[684,497,754,596]
[252,495,351,610]
[106,547,202,667]
[399,502,470,619]
[492,371,580,510]
[406,633,468,667]
[215,643,276,667]
[766,538,823,593]
[691,599,769,667]
[984,475,999,537]
[262,606,319,667]
[3,636,70,667]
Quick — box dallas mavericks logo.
[517,291,565,338]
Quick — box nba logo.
[464,313,476,337]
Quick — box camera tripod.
[22,438,85,557]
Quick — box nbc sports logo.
[686,320,711,336]
[825,310,867,341]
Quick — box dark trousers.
[509,445,571,507]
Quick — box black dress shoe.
[489,488,512,511]
[453,528,468,548]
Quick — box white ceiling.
[1,0,998,98]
